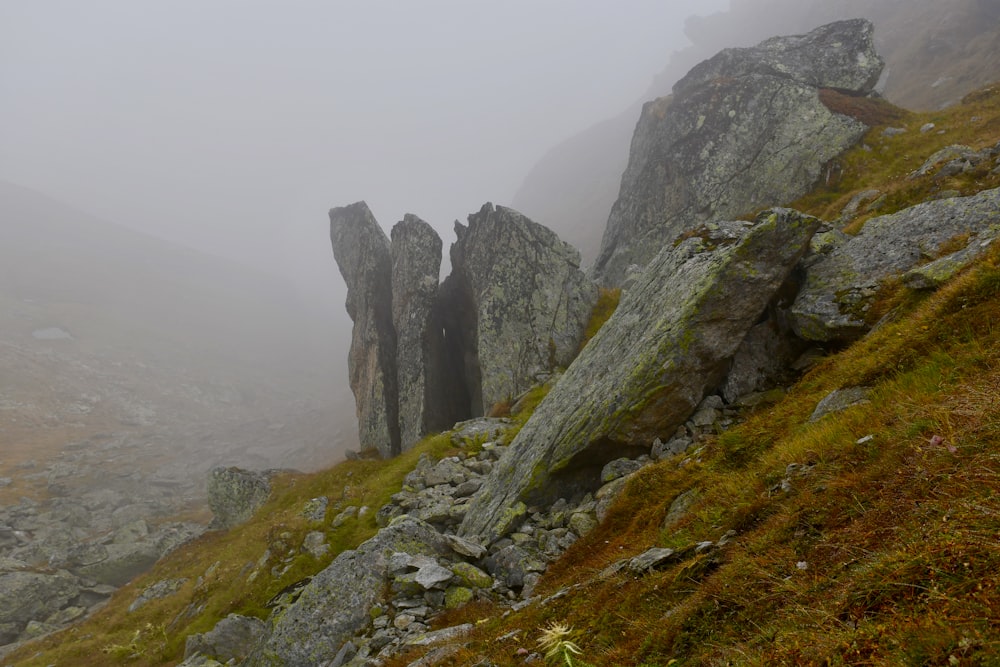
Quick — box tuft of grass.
[578,288,621,352]
[793,81,1000,229]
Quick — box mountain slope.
[6,82,1000,667]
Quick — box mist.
[0,0,730,511]
[1,1,728,292]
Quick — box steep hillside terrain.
[6,81,999,667]
[512,0,1000,266]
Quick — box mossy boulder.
[444,586,474,609]
[450,562,493,589]
[460,208,820,544]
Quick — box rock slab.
[447,203,597,413]
[791,187,1000,342]
[391,215,444,450]
[461,208,820,543]
[331,202,401,456]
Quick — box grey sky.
[0,1,728,293]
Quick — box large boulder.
[445,203,597,414]
[207,467,272,529]
[246,516,450,666]
[791,187,1000,342]
[330,202,401,456]
[460,208,820,543]
[390,215,445,450]
[592,19,882,287]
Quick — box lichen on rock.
[460,208,821,544]
[592,19,882,287]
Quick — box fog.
[1,0,728,296]
[0,1,731,501]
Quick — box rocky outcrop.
[592,19,882,287]
[0,487,204,649]
[791,187,1000,342]
[446,204,597,413]
[331,202,596,451]
[330,202,401,456]
[390,215,445,450]
[246,516,451,666]
[461,208,820,543]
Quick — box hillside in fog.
[0,180,355,505]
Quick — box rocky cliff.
[592,19,883,286]
[331,203,595,456]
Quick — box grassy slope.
[383,85,1000,666]
[7,86,1000,666]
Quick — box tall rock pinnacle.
[329,202,401,457]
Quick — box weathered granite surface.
[592,19,882,287]
[330,202,401,456]
[461,208,821,543]
[447,203,597,414]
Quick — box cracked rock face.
[446,203,597,414]
[592,19,882,287]
[391,215,445,450]
[460,208,821,544]
[331,202,593,454]
[330,202,401,457]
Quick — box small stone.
[394,613,416,630]
[414,562,453,590]
[330,506,358,528]
[796,561,809,570]
[301,497,329,522]
[444,534,487,559]
[600,458,644,483]
[444,586,474,609]
[451,562,493,589]
[628,547,678,574]
[920,122,936,133]
[301,531,329,559]
[568,512,597,538]
[809,387,872,422]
